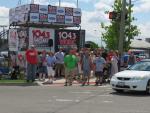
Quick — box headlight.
[131,76,146,81]
[111,75,117,80]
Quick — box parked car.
[110,59,150,94]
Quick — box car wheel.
[114,89,124,93]
[146,80,150,94]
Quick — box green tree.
[85,41,99,50]
[101,0,140,51]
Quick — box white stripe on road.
[56,99,73,102]
[70,92,92,94]
[102,100,113,103]
[55,99,80,103]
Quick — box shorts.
[47,67,55,77]
[38,66,47,74]
[95,71,103,77]
[65,68,75,76]
[83,70,90,76]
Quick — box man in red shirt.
[25,45,38,82]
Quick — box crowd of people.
[10,45,137,86]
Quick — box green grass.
[0,80,27,84]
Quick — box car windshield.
[128,61,150,71]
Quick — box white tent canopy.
[130,39,150,49]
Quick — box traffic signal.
[109,11,128,20]
[109,11,117,19]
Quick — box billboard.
[9,4,81,26]
[9,29,18,51]
[29,27,55,52]
[17,28,28,51]
[55,29,80,52]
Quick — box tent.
[130,40,150,49]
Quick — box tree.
[85,41,99,50]
[101,0,140,51]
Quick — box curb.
[0,83,39,86]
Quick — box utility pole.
[77,0,79,8]
[59,0,61,6]
[118,0,126,55]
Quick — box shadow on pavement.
[110,91,150,97]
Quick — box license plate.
[117,82,125,86]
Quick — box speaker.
[48,39,53,47]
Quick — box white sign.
[29,28,55,52]
[65,16,73,24]
[73,8,81,16]
[48,14,56,23]
[30,13,39,22]
[9,29,18,51]
[39,5,48,14]
[57,7,65,15]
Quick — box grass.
[0,79,27,84]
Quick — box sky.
[0,0,150,46]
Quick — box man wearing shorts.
[64,49,78,86]
[93,52,106,86]
[46,52,56,84]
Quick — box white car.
[110,59,150,94]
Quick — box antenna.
[31,0,34,4]
[17,0,22,5]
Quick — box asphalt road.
[0,84,150,113]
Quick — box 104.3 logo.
[58,31,77,40]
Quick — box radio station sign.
[55,30,80,51]
[9,4,81,26]
[29,27,55,51]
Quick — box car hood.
[115,70,150,78]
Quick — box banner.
[65,16,73,24]
[55,30,80,51]
[56,15,65,23]
[30,4,39,13]
[29,28,55,51]
[48,6,57,14]
[39,5,48,14]
[57,7,65,15]
[9,4,82,27]
[17,28,28,51]
[30,13,39,22]
[65,7,73,16]
[9,29,18,51]
[39,13,48,22]
[73,8,81,16]
[48,14,56,23]
[73,16,81,24]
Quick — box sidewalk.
[36,77,97,86]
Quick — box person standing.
[110,51,118,78]
[128,52,136,67]
[55,48,65,78]
[64,49,78,86]
[46,52,56,84]
[25,45,38,82]
[93,52,106,86]
[81,49,92,86]
[38,50,47,81]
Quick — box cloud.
[0,6,9,26]
[138,22,150,39]
[133,0,150,13]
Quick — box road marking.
[70,91,92,94]
[98,94,113,97]
[56,99,73,102]
[102,100,113,103]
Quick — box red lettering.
[59,39,75,45]
[32,29,50,38]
